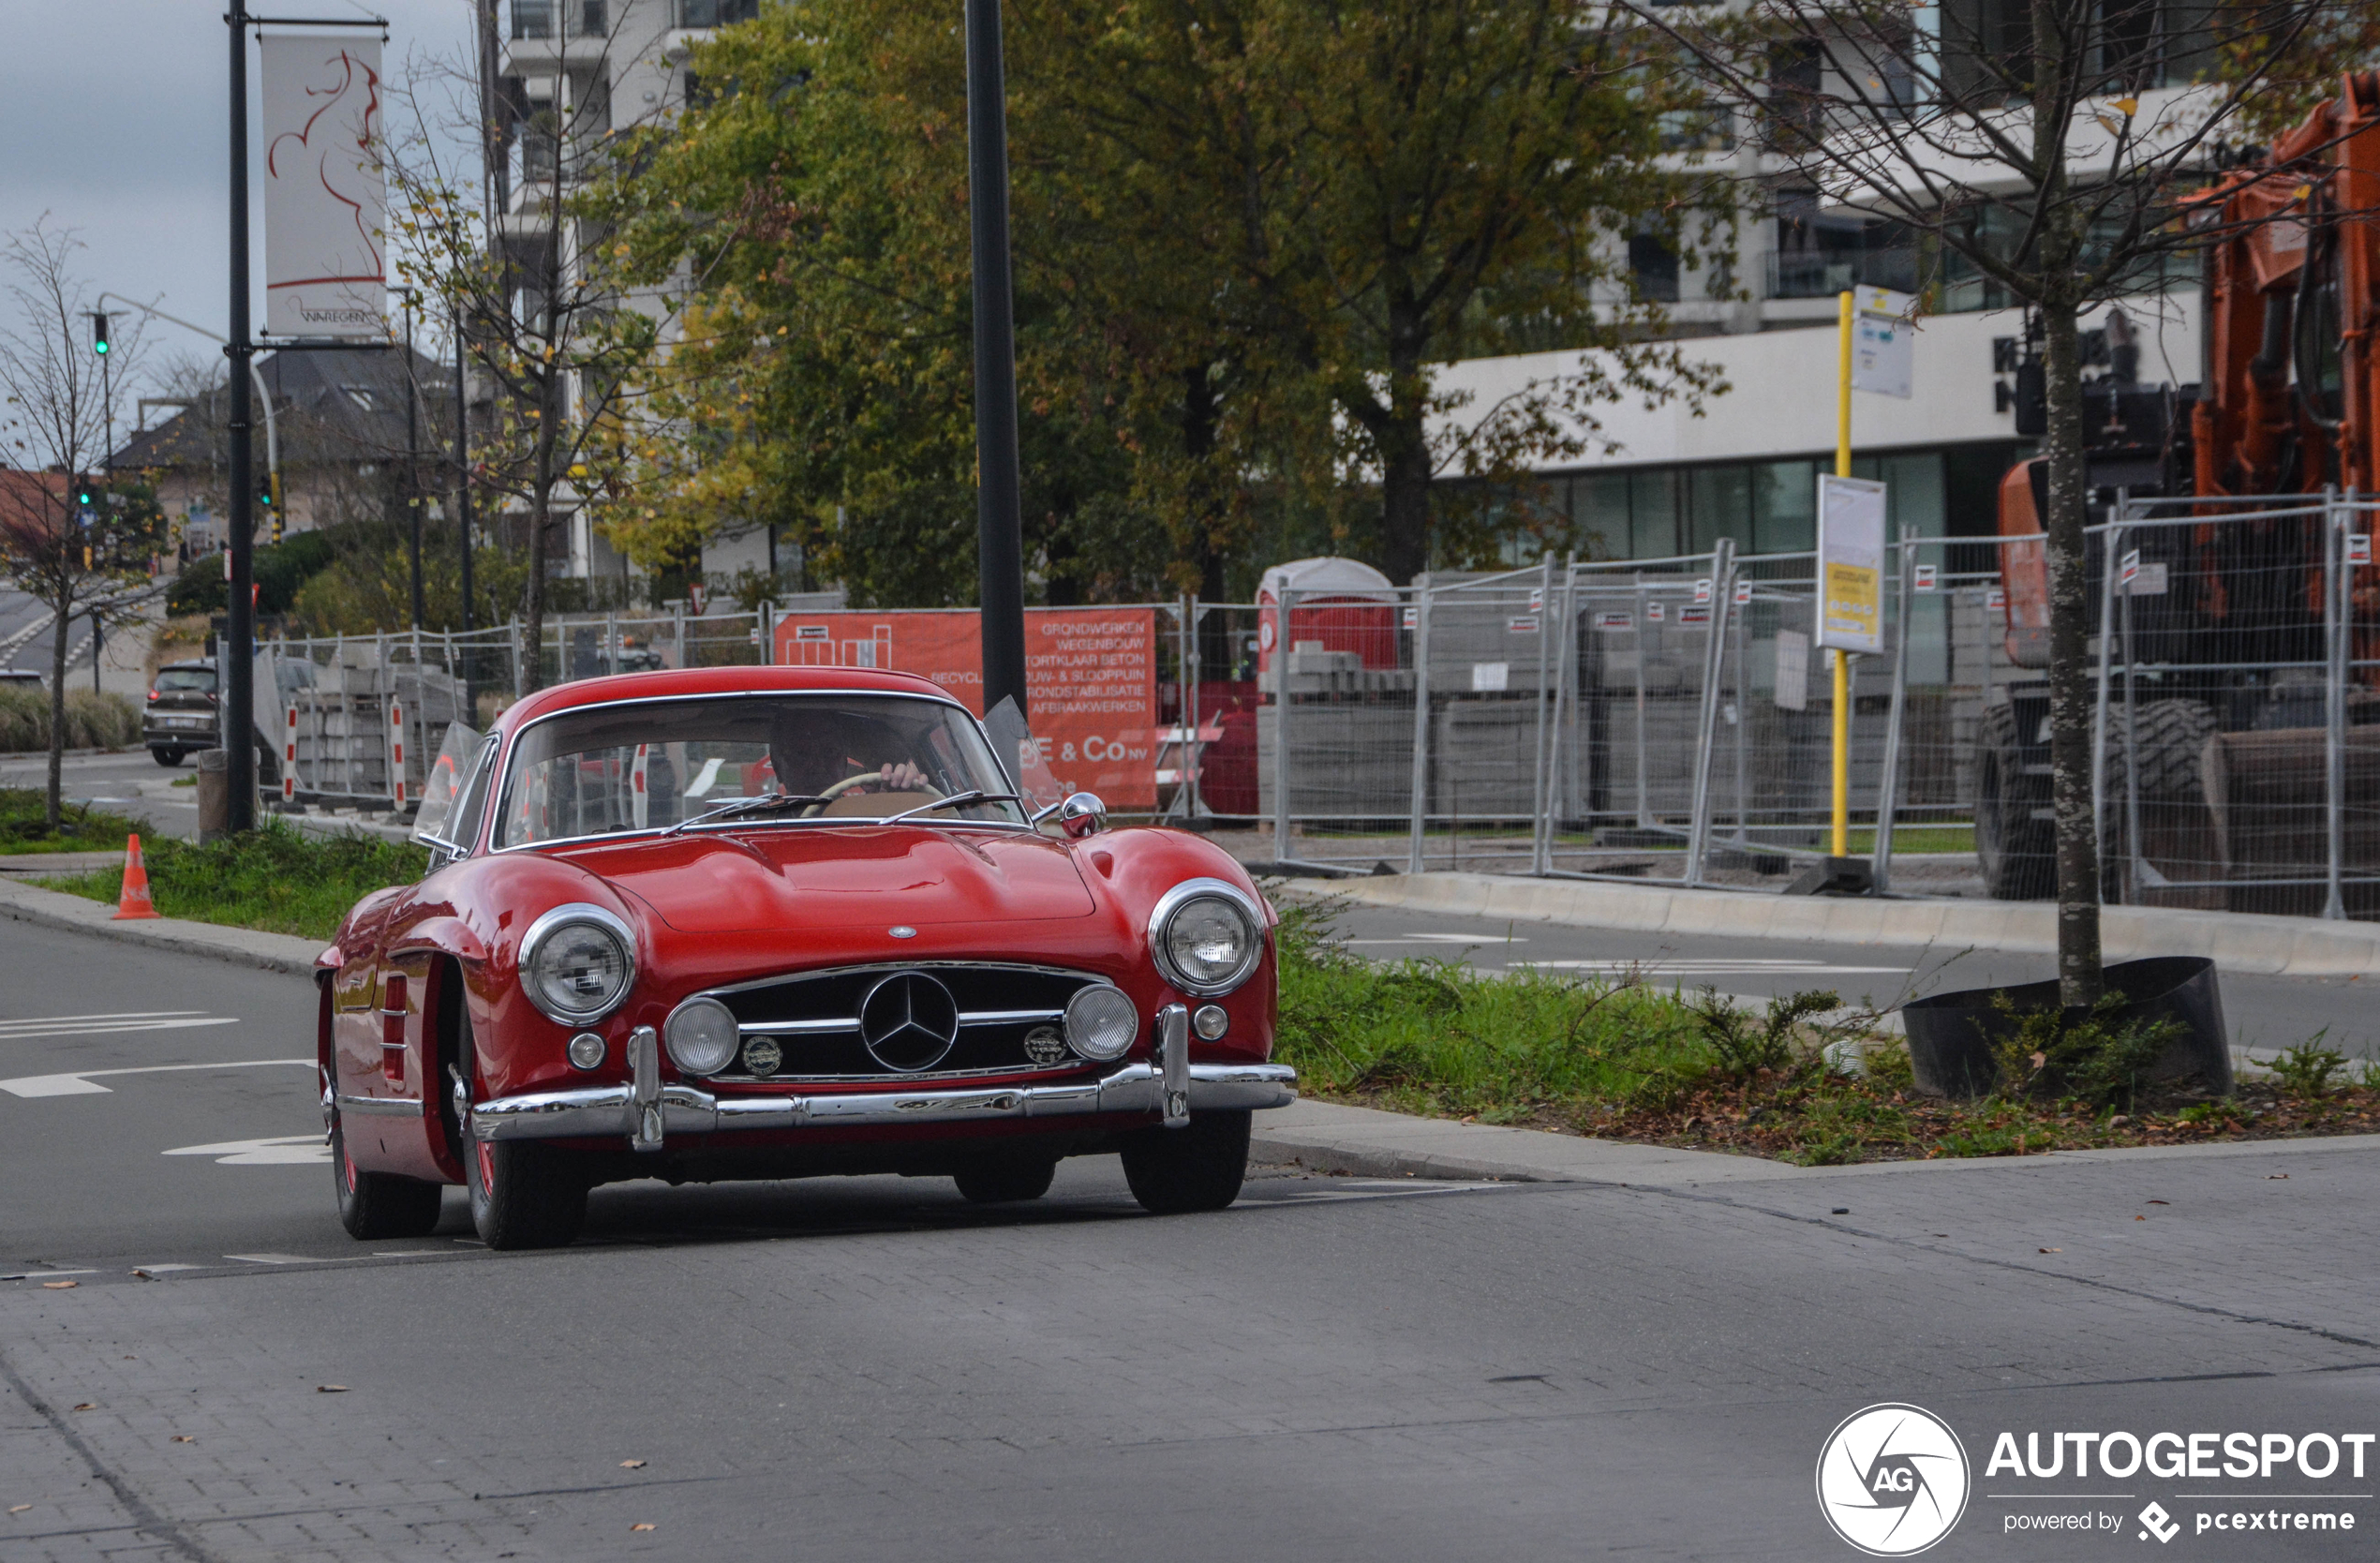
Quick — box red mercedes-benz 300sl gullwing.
[320,665,1295,1249]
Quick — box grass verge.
[37,820,427,940]
[0,786,146,855]
[1273,895,2372,1164]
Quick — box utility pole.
[89,311,112,695]
[965,0,1028,720]
[224,0,258,833]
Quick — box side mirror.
[1057,792,1107,840]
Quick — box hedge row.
[0,688,144,752]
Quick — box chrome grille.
[702,962,1104,1082]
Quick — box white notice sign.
[260,36,388,339]
[1851,286,1916,400]
[1817,474,1887,654]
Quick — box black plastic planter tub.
[1900,956,2231,1099]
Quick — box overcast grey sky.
[0,0,478,401]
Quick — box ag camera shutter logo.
[1817,1404,1971,1556]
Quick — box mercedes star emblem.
[858,971,960,1072]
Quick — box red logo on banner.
[773,609,1158,808]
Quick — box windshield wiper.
[874,790,1024,826]
[662,792,829,836]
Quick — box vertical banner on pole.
[1816,476,1887,655]
[259,35,388,339]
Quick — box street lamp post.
[224,0,259,832]
[965,0,1028,721]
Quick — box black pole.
[405,295,424,630]
[964,0,1028,719]
[97,325,110,696]
[224,0,257,831]
[454,307,473,639]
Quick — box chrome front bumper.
[465,1008,1295,1150]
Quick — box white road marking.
[1513,960,1909,976]
[0,1011,210,1027]
[128,1264,207,1274]
[163,1136,330,1166]
[0,1018,240,1042]
[1346,934,1531,945]
[0,1059,311,1098]
[223,1253,345,1265]
[0,1269,98,1282]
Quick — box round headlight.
[519,905,635,1024]
[1064,984,1138,1062]
[1151,882,1261,996]
[664,996,742,1078]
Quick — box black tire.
[458,1008,587,1250]
[150,747,183,767]
[1975,703,2054,901]
[331,1112,444,1240]
[953,1155,1058,1204]
[2105,698,2216,802]
[1119,1110,1251,1215]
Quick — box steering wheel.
[801,769,945,817]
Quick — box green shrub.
[39,820,427,939]
[1987,990,2183,1112]
[2270,1037,2347,1101]
[0,687,142,752]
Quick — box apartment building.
[483,0,769,595]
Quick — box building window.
[1629,231,1679,304]
[1767,189,1918,300]
[676,0,760,26]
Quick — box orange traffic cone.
[112,834,159,921]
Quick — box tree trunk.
[1377,309,1435,586]
[2039,296,2104,1007]
[45,588,68,830]
[523,491,549,696]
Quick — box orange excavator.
[1980,71,2380,903]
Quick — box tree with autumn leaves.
[588,0,1728,602]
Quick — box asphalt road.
[1327,900,2380,1059]
[0,750,204,843]
[9,914,2380,1560]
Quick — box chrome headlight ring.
[1148,878,1266,997]
[517,902,638,1026]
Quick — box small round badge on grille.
[1022,1025,1070,1067]
[859,971,960,1071]
[743,1036,782,1078]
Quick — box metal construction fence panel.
[240,499,2380,926]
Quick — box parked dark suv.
[145,660,219,766]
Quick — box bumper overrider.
[462,1005,1297,1154]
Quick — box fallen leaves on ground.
[40,1282,76,1290]
[620,1460,647,1469]
[315,1385,348,1394]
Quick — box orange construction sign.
[774,608,1159,808]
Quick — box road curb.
[1252,1098,2380,1186]
[0,875,322,976]
[1279,871,2380,978]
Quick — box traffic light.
[90,313,108,356]
[264,475,283,544]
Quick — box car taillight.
[146,690,159,702]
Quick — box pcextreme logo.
[1817,1403,1973,1556]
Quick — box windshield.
[494,693,1023,848]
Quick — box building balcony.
[1763,248,1919,300]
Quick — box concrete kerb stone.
[0,874,321,976]
[1253,1096,2380,1187]
[1276,871,2380,978]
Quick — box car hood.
[559,826,1099,935]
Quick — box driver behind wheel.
[769,708,933,811]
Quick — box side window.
[448,737,501,853]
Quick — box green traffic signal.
[90,312,109,355]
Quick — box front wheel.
[457,1007,587,1249]
[331,1112,444,1240]
[1119,1111,1251,1214]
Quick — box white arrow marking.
[0,1059,312,1098]
[164,1136,330,1166]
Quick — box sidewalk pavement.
[1282,870,2380,977]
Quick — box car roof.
[494,664,961,737]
